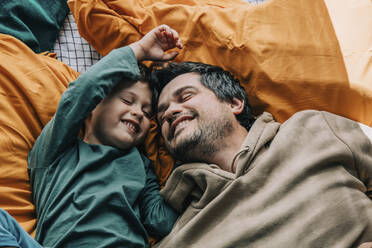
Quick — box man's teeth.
[175,119,190,130]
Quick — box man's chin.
[169,132,188,150]
[169,138,201,162]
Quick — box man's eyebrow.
[157,86,195,115]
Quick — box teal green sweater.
[28,47,178,248]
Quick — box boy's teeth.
[123,121,137,132]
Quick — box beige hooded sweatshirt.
[157,110,372,248]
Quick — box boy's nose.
[133,106,145,119]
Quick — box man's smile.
[169,114,195,140]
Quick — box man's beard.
[168,116,233,163]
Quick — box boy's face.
[85,81,153,150]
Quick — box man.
[151,62,372,248]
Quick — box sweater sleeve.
[28,46,140,169]
[321,111,372,199]
[139,157,179,238]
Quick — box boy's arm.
[29,24,182,169]
[28,46,140,168]
[139,158,179,238]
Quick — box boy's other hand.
[358,242,372,248]
[130,24,183,62]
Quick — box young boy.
[0,24,182,248]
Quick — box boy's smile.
[84,80,152,150]
[121,119,140,134]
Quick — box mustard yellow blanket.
[0,0,371,236]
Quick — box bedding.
[0,0,370,240]
[52,13,102,73]
[0,0,69,53]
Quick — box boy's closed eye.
[119,95,152,119]
[121,97,133,105]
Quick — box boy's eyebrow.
[119,90,152,108]
[157,86,195,115]
[118,91,135,98]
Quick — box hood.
[161,112,280,212]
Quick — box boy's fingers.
[158,24,169,32]
[170,30,182,49]
[162,51,179,61]
[153,24,182,49]
[169,29,182,48]
[165,31,172,46]
[159,31,167,44]
[155,30,163,42]
[169,32,175,44]
[176,39,183,49]
[358,243,372,248]
[170,29,179,40]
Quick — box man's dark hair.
[150,62,255,130]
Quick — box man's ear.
[230,98,244,115]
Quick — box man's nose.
[163,102,183,124]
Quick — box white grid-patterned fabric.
[53,0,266,73]
[52,13,102,73]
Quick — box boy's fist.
[130,24,182,62]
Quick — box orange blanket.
[1,0,371,235]
[0,34,79,234]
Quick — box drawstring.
[230,146,250,173]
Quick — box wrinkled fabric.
[0,0,69,52]
[0,208,42,248]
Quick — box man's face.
[157,73,236,162]
[87,81,152,150]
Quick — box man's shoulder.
[286,110,361,130]
[284,110,335,128]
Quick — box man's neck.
[203,125,248,172]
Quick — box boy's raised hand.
[130,24,183,62]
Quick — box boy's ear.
[230,98,244,115]
[84,113,92,126]
[82,113,92,139]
